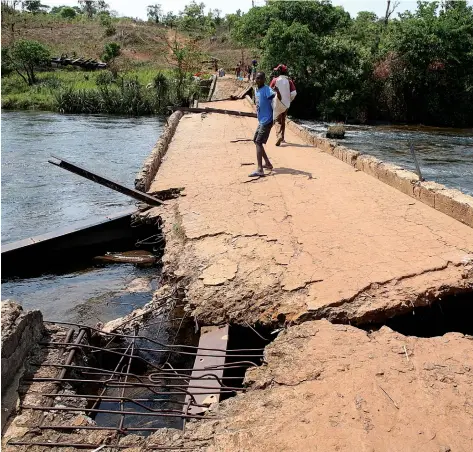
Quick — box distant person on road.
[249,71,281,178]
[252,59,258,81]
[270,64,297,146]
[236,61,242,78]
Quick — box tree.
[96,0,108,13]
[102,41,120,63]
[59,6,76,18]
[22,0,49,13]
[6,39,50,85]
[211,8,221,25]
[78,0,95,18]
[50,4,80,14]
[147,4,162,23]
[163,34,201,100]
[162,11,177,28]
[179,0,206,30]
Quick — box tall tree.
[78,0,95,18]
[147,4,162,23]
[22,0,49,13]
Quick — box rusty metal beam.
[169,106,257,118]
[48,155,164,206]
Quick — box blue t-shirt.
[255,85,275,125]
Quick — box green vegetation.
[2,68,201,114]
[231,0,473,127]
[3,39,50,85]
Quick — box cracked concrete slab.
[146,98,473,326]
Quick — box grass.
[1,68,200,114]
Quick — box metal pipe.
[25,377,243,390]
[42,393,192,405]
[88,340,133,415]
[37,425,173,431]
[43,321,265,352]
[21,405,217,419]
[409,142,425,181]
[118,325,138,432]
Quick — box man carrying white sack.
[270,64,297,146]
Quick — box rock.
[326,125,346,139]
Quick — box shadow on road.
[271,167,314,179]
[280,142,313,148]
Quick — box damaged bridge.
[3,77,473,451]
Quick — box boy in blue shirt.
[249,71,280,177]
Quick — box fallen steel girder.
[48,155,164,206]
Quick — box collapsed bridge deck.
[145,98,473,327]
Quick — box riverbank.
[1,69,208,114]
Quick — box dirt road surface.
[147,99,473,327]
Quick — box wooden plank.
[184,325,229,415]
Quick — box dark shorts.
[253,122,273,144]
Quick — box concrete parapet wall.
[135,110,184,193]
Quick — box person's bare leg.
[281,111,286,142]
[275,113,284,146]
[262,147,273,170]
[256,143,264,173]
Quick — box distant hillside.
[1,13,254,71]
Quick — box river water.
[2,111,164,323]
[299,121,473,196]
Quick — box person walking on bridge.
[249,72,281,178]
[270,64,297,146]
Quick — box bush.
[96,70,115,86]
[104,25,116,36]
[102,42,121,63]
[60,7,77,19]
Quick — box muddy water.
[298,121,473,196]
[1,111,164,323]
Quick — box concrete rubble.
[1,301,43,430]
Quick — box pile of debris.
[51,56,107,70]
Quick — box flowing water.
[1,111,164,323]
[298,121,473,196]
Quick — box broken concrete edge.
[134,110,184,193]
[1,300,44,429]
[207,74,218,102]
[244,95,473,228]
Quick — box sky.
[43,0,473,19]
[41,0,451,20]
